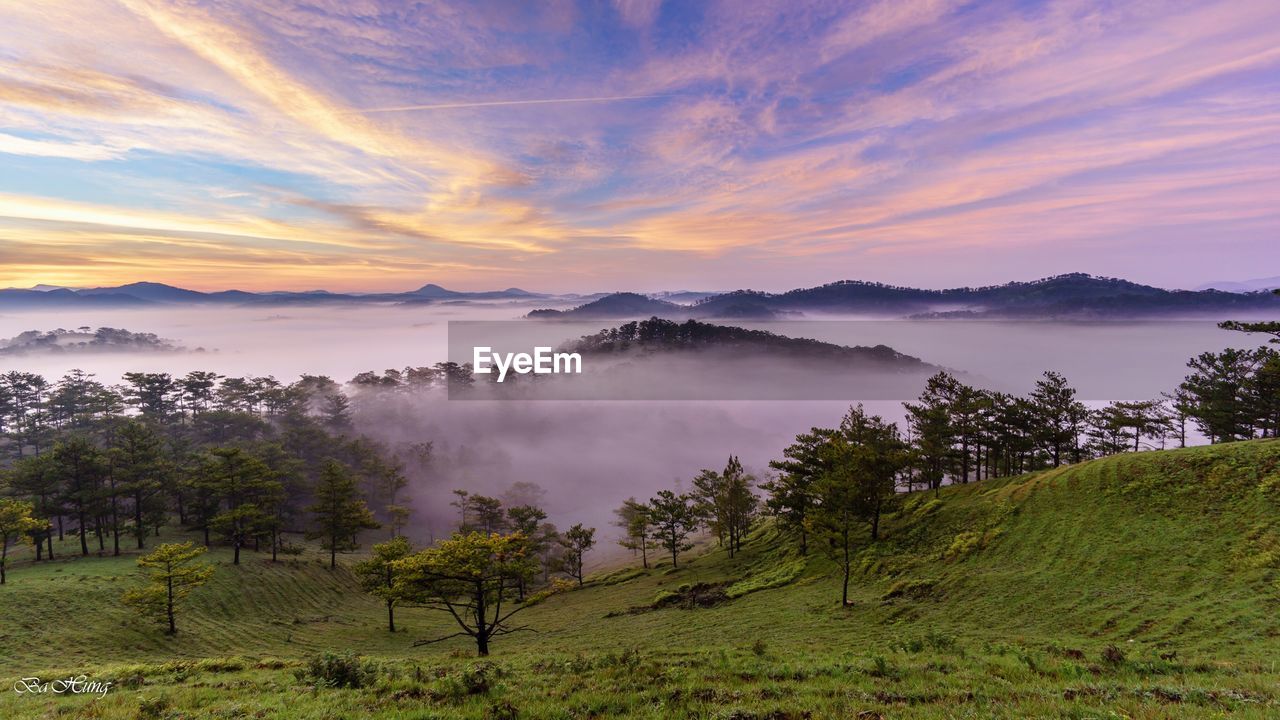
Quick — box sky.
[0,0,1277,293]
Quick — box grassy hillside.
[2,440,1279,718]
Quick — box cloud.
[0,0,1277,291]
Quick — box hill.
[0,327,185,356]
[522,274,1280,320]
[693,273,1280,319]
[565,317,932,370]
[2,441,1279,718]
[527,292,683,319]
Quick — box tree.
[178,370,222,417]
[0,498,42,584]
[122,542,214,634]
[904,373,957,490]
[1181,349,1256,442]
[394,532,537,656]
[647,490,699,568]
[121,372,177,419]
[109,420,170,552]
[690,457,757,558]
[1219,320,1280,345]
[613,498,652,568]
[1029,371,1086,466]
[811,405,906,606]
[505,504,553,595]
[51,436,108,556]
[9,453,60,560]
[450,490,505,533]
[354,536,413,632]
[558,523,596,586]
[764,428,835,554]
[307,459,380,569]
[199,447,282,565]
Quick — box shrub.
[1101,644,1126,665]
[485,699,519,720]
[652,589,680,606]
[136,696,171,720]
[882,578,938,600]
[944,532,981,560]
[457,661,505,696]
[295,651,379,688]
[725,557,805,598]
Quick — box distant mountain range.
[0,281,550,309]
[528,274,1280,320]
[1196,276,1280,293]
[3,274,1276,319]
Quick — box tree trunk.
[387,600,396,633]
[78,510,88,556]
[135,493,145,549]
[166,574,176,635]
[111,495,121,556]
[840,525,851,606]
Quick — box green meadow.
[2,440,1278,719]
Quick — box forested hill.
[701,273,1280,318]
[0,327,186,356]
[529,274,1280,320]
[562,317,934,371]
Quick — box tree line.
[0,367,429,583]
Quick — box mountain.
[1197,276,1280,293]
[527,274,1280,320]
[412,283,546,301]
[528,292,683,319]
[0,287,153,308]
[4,273,1277,317]
[0,281,552,309]
[78,281,211,303]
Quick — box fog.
[0,304,1243,549]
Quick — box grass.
[1,439,1279,718]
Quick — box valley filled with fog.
[0,304,1238,537]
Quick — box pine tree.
[354,536,413,632]
[0,498,43,584]
[308,459,380,569]
[558,524,596,586]
[647,490,699,568]
[122,542,213,634]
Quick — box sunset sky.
[1,0,1277,293]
